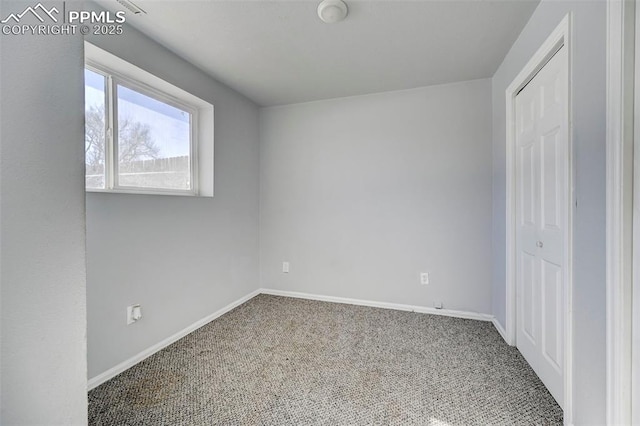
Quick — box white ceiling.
[101,0,539,106]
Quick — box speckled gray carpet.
[88,294,563,425]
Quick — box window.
[84,43,214,197]
[85,65,197,195]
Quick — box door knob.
[536,241,544,248]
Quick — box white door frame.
[634,3,640,420]
[606,0,635,424]
[504,14,573,424]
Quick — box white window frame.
[85,41,214,197]
[85,61,200,196]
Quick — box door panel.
[541,259,562,371]
[521,251,537,344]
[520,142,536,227]
[515,45,568,408]
[542,128,560,229]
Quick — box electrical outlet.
[420,272,430,285]
[282,261,290,273]
[127,304,142,325]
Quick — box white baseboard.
[491,318,510,344]
[87,289,261,390]
[260,288,494,322]
[89,287,496,390]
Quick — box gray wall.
[260,79,493,314]
[85,27,260,379]
[491,0,606,423]
[0,3,88,423]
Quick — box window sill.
[86,188,212,198]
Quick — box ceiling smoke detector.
[317,0,348,24]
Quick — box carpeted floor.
[88,294,563,425]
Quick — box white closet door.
[515,45,568,407]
